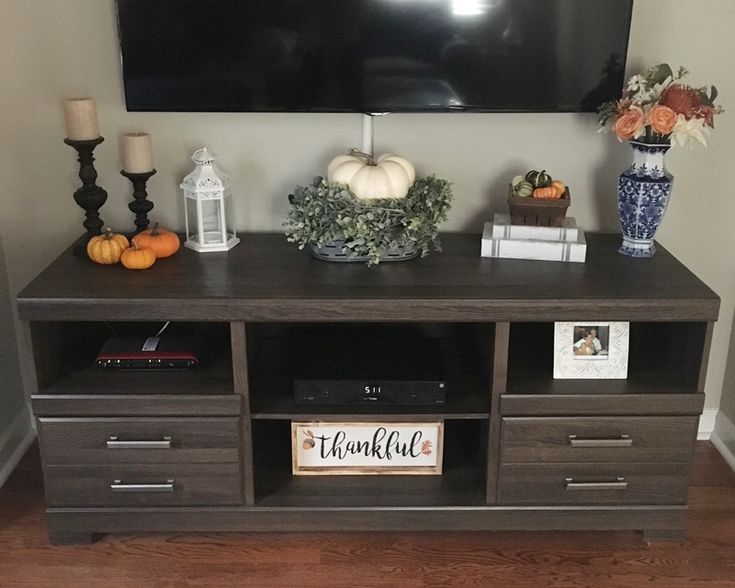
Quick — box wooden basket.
[508,186,571,227]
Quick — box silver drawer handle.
[565,477,628,491]
[106,436,172,449]
[568,435,632,448]
[110,479,175,493]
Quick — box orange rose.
[648,105,677,134]
[613,107,645,141]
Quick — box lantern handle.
[192,147,217,165]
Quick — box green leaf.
[652,63,673,85]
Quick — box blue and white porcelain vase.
[617,141,673,257]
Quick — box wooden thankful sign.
[291,421,444,475]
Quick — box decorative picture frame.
[553,321,630,379]
[292,421,444,476]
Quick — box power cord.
[155,321,171,337]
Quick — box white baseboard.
[0,406,35,489]
[711,410,735,473]
[698,408,719,440]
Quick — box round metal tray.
[310,241,418,263]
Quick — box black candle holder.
[121,169,157,235]
[64,137,107,245]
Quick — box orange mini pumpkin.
[533,186,562,199]
[550,180,566,197]
[132,223,180,258]
[87,228,129,265]
[120,242,156,270]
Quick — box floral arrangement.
[285,176,452,265]
[598,64,722,147]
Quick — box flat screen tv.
[116,0,632,113]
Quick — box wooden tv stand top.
[17,232,719,322]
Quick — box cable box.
[96,336,200,369]
[292,328,447,406]
[295,379,446,406]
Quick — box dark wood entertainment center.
[16,232,719,544]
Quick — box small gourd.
[132,223,180,258]
[525,170,552,188]
[87,228,129,265]
[514,180,534,198]
[120,242,157,270]
[327,149,416,200]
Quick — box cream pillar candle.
[63,98,100,140]
[122,132,154,173]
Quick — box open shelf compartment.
[506,322,707,396]
[247,323,493,419]
[252,419,488,507]
[32,321,234,397]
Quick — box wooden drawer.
[497,462,690,506]
[44,463,242,507]
[501,416,698,464]
[39,418,240,465]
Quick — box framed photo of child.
[553,322,629,379]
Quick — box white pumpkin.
[327,149,416,200]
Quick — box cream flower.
[671,114,711,147]
[634,89,654,103]
[627,74,646,93]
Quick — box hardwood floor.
[1,442,734,587]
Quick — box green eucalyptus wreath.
[284,175,453,265]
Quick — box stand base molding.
[47,505,686,543]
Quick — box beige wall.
[0,1,733,415]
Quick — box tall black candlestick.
[121,169,157,235]
[64,137,107,243]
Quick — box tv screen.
[117,0,632,113]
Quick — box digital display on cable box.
[294,380,447,406]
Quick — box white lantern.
[180,147,240,252]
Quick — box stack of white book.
[481,213,587,263]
